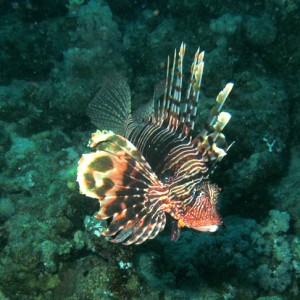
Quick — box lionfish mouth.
[193,225,219,232]
[77,42,234,245]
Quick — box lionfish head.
[178,182,222,233]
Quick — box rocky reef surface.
[0,0,299,299]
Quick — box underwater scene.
[0,0,300,299]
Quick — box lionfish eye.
[193,188,204,199]
[162,170,173,184]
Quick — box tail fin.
[77,130,167,245]
[87,74,131,136]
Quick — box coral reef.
[0,0,299,299]
[135,211,298,298]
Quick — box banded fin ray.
[152,43,204,138]
[77,130,168,245]
[87,74,131,136]
[126,43,233,177]
[132,80,165,124]
[193,83,234,167]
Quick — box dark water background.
[0,0,299,299]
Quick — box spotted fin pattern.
[77,130,168,245]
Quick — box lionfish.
[77,43,233,245]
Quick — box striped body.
[77,43,233,245]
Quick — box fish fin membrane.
[132,98,154,124]
[132,80,165,124]
[148,43,233,170]
[77,130,167,245]
[87,73,131,136]
[192,83,234,172]
[150,43,204,138]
